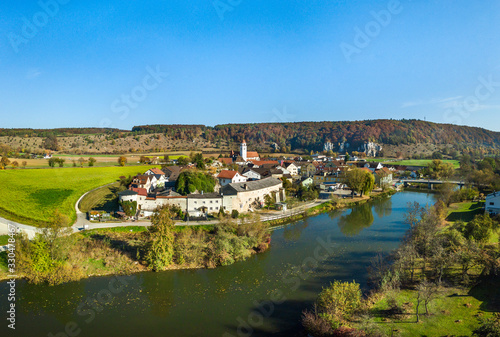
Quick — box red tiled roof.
[218,170,238,179]
[360,167,373,174]
[148,168,165,175]
[219,158,233,165]
[131,187,148,196]
[248,160,278,166]
[246,151,259,158]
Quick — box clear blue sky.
[1,0,500,131]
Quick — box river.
[0,191,435,337]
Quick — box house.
[217,170,247,186]
[221,177,284,213]
[162,166,184,182]
[145,168,165,176]
[248,160,280,168]
[374,167,393,188]
[130,175,156,192]
[145,168,167,189]
[284,162,299,176]
[296,162,316,177]
[300,176,314,188]
[187,192,223,217]
[485,192,500,215]
[241,168,262,181]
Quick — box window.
[194,201,197,204]
[210,207,213,210]
[491,202,495,205]
[210,200,213,203]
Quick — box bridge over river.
[400,179,465,190]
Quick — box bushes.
[303,281,363,335]
[143,206,270,271]
[473,313,500,337]
[120,200,137,217]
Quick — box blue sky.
[1,0,500,131]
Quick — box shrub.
[317,281,362,323]
[473,313,500,337]
[231,210,239,219]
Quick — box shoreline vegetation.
[301,189,500,337]
[0,189,395,284]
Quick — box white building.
[241,168,262,181]
[221,177,284,213]
[485,192,500,215]
[217,170,247,186]
[284,163,298,176]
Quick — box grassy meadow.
[0,165,155,226]
[383,159,460,169]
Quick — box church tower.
[240,140,247,161]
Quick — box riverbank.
[0,189,397,284]
[267,189,396,228]
[343,199,500,336]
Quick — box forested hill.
[1,120,499,154]
[132,120,500,151]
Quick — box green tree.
[177,156,190,166]
[88,157,96,167]
[175,170,216,195]
[41,209,72,259]
[120,200,137,216]
[43,134,59,151]
[145,207,175,271]
[317,280,362,324]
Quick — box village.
[112,140,416,221]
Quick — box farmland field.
[383,159,460,168]
[0,165,155,227]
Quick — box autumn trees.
[345,168,375,197]
[143,206,270,271]
[118,156,127,166]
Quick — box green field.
[446,201,485,222]
[0,165,155,226]
[78,182,123,213]
[362,286,493,336]
[383,159,460,169]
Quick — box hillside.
[1,119,499,157]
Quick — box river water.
[1,191,435,337]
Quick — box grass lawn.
[383,159,460,169]
[0,235,9,245]
[0,165,155,227]
[78,182,124,213]
[446,201,485,223]
[361,286,492,336]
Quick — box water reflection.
[373,196,392,218]
[337,203,374,236]
[283,217,309,242]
